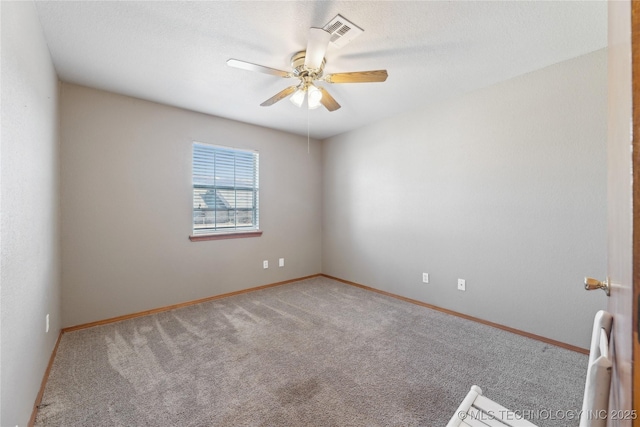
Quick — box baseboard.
[28,330,62,427]
[62,274,322,333]
[321,274,589,355]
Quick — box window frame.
[189,142,262,242]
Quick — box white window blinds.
[192,142,259,235]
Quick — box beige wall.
[59,84,322,328]
[1,2,62,425]
[322,50,608,349]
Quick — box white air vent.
[322,14,364,48]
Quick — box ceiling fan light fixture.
[228,21,385,113]
[307,85,323,109]
[290,88,306,108]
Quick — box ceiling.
[33,1,607,140]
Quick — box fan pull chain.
[307,105,310,154]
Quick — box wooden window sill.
[189,231,263,242]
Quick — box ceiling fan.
[227,23,388,112]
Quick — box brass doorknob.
[584,277,610,296]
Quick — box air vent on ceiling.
[322,14,364,49]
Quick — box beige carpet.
[35,276,587,426]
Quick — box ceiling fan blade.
[324,70,388,83]
[317,87,341,112]
[304,28,331,71]
[227,59,292,78]
[260,86,299,107]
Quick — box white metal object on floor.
[578,310,612,427]
[446,385,538,427]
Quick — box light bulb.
[290,88,305,108]
[307,85,322,109]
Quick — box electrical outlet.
[46,314,50,333]
[457,279,466,291]
[422,273,429,283]
[263,260,269,269]
[279,258,285,267]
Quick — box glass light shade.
[307,85,323,109]
[290,89,306,108]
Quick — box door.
[606,0,638,425]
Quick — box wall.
[322,50,607,349]
[59,84,322,328]
[1,2,62,426]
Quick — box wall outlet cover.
[457,279,466,291]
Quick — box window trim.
[190,142,260,241]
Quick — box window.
[191,142,260,240]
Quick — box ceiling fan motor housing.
[291,51,325,78]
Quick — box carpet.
[35,276,587,426]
